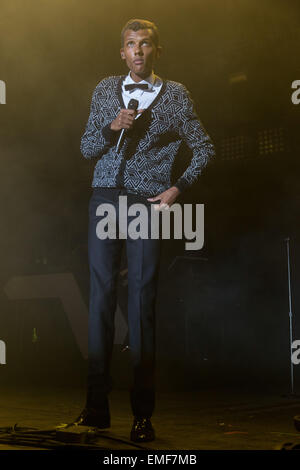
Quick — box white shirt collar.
[124,71,160,90]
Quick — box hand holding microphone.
[110,99,139,153]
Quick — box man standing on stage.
[73,18,215,442]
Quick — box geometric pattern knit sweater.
[80,75,216,198]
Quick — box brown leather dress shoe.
[130,417,155,442]
[73,407,110,429]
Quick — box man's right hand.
[110,109,138,132]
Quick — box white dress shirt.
[122,71,163,119]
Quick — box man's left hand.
[147,186,181,210]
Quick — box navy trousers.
[86,187,162,419]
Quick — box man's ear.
[120,48,126,60]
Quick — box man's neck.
[129,70,154,83]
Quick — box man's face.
[120,28,162,81]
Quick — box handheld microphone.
[116,98,139,153]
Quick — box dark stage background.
[0,0,300,393]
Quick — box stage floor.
[0,385,299,450]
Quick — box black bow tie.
[124,83,149,91]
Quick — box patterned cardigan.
[80,75,215,197]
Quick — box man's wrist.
[110,120,120,132]
[169,186,181,195]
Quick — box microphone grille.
[128,98,139,110]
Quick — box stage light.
[258,127,284,155]
[220,135,247,160]
[228,72,247,85]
